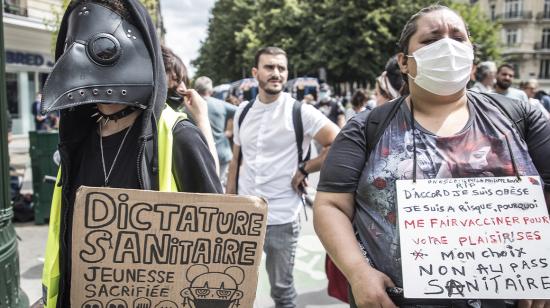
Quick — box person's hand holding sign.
[349,265,397,308]
[518,299,550,308]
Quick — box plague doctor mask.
[41,2,153,113]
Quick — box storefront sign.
[5,50,54,67]
[396,176,550,299]
[71,186,268,308]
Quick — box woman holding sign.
[314,4,550,308]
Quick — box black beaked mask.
[41,2,153,114]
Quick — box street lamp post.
[0,3,30,307]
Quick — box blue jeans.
[263,218,301,308]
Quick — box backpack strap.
[292,100,310,163]
[472,91,526,141]
[364,96,406,160]
[236,99,255,194]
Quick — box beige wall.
[478,0,550,90]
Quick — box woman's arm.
[314,192,397,308]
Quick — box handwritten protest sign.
[70,186,268,308]
[396,176,550,299]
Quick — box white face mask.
[407,38,474,96]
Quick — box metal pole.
[0,0,11,212]
[0,3,30,307]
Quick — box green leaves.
[193,0,502,85]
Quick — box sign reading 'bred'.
[70,186,268,308]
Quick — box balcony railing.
[535,42,550,50]
[496,11,533,21]
[3,2,28,17]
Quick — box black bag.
[12,193,34,223]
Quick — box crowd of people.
[10,1,548,308]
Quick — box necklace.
[99,123,134,186]
[92,105,140,125]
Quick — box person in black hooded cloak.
[38,1,222,307]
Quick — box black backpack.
[363,91,527,161]
[236,99,310,193]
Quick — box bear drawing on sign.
[180,265,244,308]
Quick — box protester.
[345,89,368,121]
[535,89,550,113]
[470,61,496,93]
[301,93,316,105]
[38,1,221,307]
[226,94,241,107]
[365,90,377,109]
[226,47,339,308]
[162,45,220,172]
[31,93,48,131]
[374,56,403,107]
[494,63,528,103]
[314,4,550,308]
[316,83,346,128]
[521,79,550,118]
[194,75,238,188]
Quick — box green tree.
[235,0,312,78]
[192,0,256,84]
[194,0,501,86]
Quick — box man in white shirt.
[226,47,339,307]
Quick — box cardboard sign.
[71,186,268,308]
[396,176,550,299]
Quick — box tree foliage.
[192,0,256,84]
[195,0,502,85]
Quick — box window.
[504,0,522,18]
[543,29,550,49]
[3,0,28,16]
[6,73,19,118]
[545,0,550,19]
[490,4,496,21]
[505,29,519,46]
[512,63,521,79]
[540,60,550,79]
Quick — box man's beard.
[259,78,283,95]
[496,79,511,90]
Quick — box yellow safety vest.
[41,107,186,307]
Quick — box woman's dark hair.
[350,89,367,108]
[397,5,468,95]
[161,45,189,87]
[384,56,404,94]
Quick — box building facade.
[3,0,59,135]
[478,0,550,90]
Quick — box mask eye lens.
[88,34,120,65]
[92,37,117,59]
